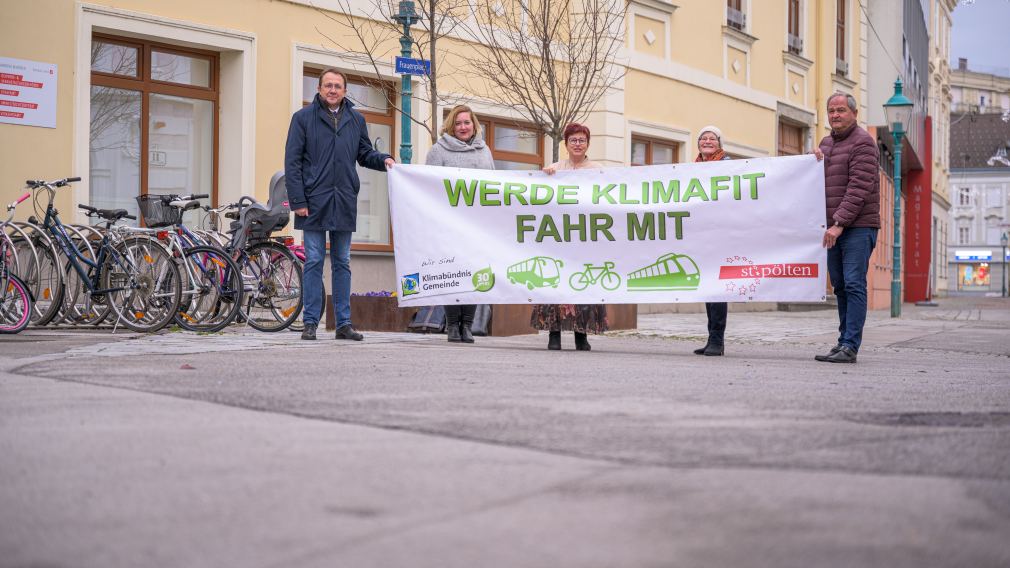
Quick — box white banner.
[389,155,827,306]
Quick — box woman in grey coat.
[425,104,495,343]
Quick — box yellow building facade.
[0,0,866,295]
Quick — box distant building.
[928,0,957,298]
[948,112,1010,295]
[951,58,1010,115]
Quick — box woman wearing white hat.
[694,125,731,356]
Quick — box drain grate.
[845,412,1010,428]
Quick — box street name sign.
[395,57,431,75]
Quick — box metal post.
[891,128,904,318]
[395,1,418,164]
[399,33,413,164]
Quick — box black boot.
[693,343,709,355]
[702,343,724,356]
[459,306,475,344]
[574,332,591,351]
[547,331,561,350]
[445,305,461,343]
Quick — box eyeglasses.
[321,83,344,92]
[567,138,588,145]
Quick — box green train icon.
[627,253,701,291]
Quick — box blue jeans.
[302,230,352,328]
[827,227,878,352]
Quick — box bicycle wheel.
[176,245,243,332]
[241,242,302,332]
[0,272,32,334]
[60,257,111,326]
[569,271,589,291]
[16,225,64,326]
[104,236,181,333]
[600,272,621,291]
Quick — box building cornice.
[782,51,813,72]
[721,25,758,47]
[629,0,678,15]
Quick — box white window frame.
[75,3,256,220]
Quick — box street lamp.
[1002,232,1008,298]
[883,77,914,318]
[393,1,418,164]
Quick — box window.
[778,122,804,156]
[89,35,218,224]
[836,0,847,73]
[958,226,969,245]
[987,187,1002,207]
[302,69,395,251]
[480,117,544,170]
[727,0,745,31]
[959,187,971,206]
[787,0,802,54]
[631,136,679,166]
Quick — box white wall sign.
[389,156,828,306]
[0,56,57,128]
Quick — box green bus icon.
[627,253,701,291]
[507,256,564,290]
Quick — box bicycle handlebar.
[26,177,81,189]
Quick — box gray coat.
[424,132,496,170]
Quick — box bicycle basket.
[136,194,183,228]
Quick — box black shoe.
[460,323,474,344]
[574,332,591,351]
[335,325,363,341]
[702,343,724,356]
[447,325,462,342]
[548,331,561,350]
[823,345,857,363]
[814,344,844,362]
[693,342,710,355]
[301,323,317,340]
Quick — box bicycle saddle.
[78,204,131,221]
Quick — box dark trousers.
[705,302,728,345]
[445,304,476,327]
[827,227,878,352]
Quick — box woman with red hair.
[534,123,609,350]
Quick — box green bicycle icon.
[569,261,622,291]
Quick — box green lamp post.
[393,1,418,164]
[883,78,914,318]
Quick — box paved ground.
[1,296,1008,568]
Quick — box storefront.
[953,250,997,292]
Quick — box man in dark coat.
[813,92,880,363]
[285,68,393,341]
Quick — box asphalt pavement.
[1,296,1008,568]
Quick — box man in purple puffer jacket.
[813,92,880,364]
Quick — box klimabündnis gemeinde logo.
[401,273,420,296]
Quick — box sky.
[950,0,1010,75]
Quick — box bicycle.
[27,177,182,332]
[0,191,34,333]
[569,261,622,291]
[136,193,244,332]
[202,198,302,332]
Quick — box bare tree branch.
[458,0,626,161]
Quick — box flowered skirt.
[530,304,608,334]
